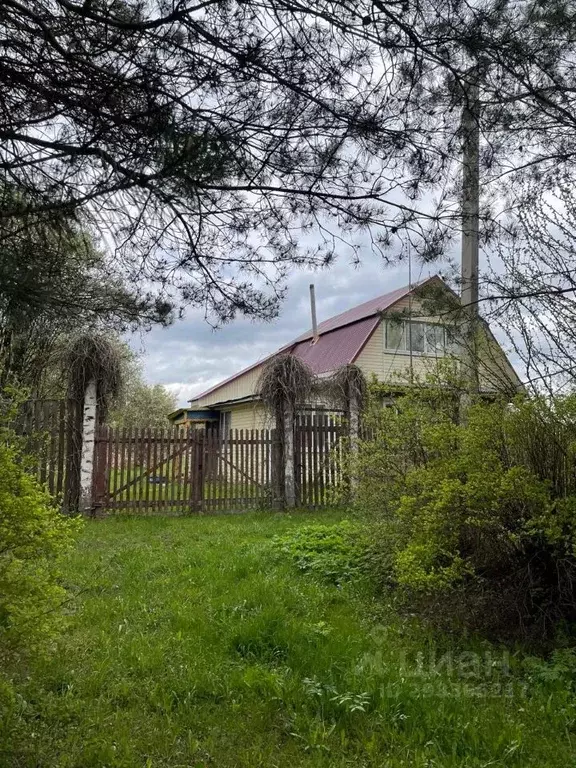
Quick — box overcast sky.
[128,248,454,407]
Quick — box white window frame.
[384,319,457,356]
[219,410,231,436]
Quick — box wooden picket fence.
[92,426,277,514]
[14,398,82,510]
[92,415,346,514]
[295,414,345,507]
[14,399,349,514]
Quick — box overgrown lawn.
[1,512,575,767]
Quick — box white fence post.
[79,378,97,513]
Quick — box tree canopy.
[3,0,576,386]
[1,0,468,322]
[0,193,173,391]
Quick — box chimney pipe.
[309,284,319,344]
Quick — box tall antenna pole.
[460,74,480,405]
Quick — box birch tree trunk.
[284,402,295,508]
[79,378,97,513]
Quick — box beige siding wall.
[356,320,436,384]
[356,296,520,392]
[477,333,521,392]
[226,402,270,431]
[191,364,264,408]
[356,295,446,386]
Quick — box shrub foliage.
[0,417,79,664]
[355,382,576,641]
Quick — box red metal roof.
[290,315,380,374]
[288,281,417,343]
[190,276,439,403]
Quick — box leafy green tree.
[108,354,178,430]
[4,0,576,381]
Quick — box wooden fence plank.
[92,425,107,513]
[171,429,179,506]
[222,431,227,510]
[308,415,315,507]
[216,431,222,509]
[230,429,235,510]
[171,429,178,511]
[211,430,218,508]
[247,429,253,500]
[259,430,264,503]
[233,430,239,509]
[328,419,336,492]
[240,429,245,507]
[180,429,187,506]
[126,427,134,506]
[326,418,332,493]
[299,418,306,506]
[204,430,211,509]
[198,431,205,512]
[183,428,190,506]
[241,429,247,507]
[110,425,118,501]
[103,424,112,507]
[235,430,240,508]
[265,429,270,500]
[120,427,128,503]
[191,431,203,513]
[311,416,318,508]
[189,431,197,513]
[253,430,259,504]
[294,419,301,506]
[141,427,149,508]
[152,428,160,506]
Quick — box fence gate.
[92,426,274,514]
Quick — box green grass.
[2,512,576,767]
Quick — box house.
[168,275,522,432]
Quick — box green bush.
[0,421,79,665]
[273,521,364,583]
[355,382,576,642]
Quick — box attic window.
[384,320,458,355]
